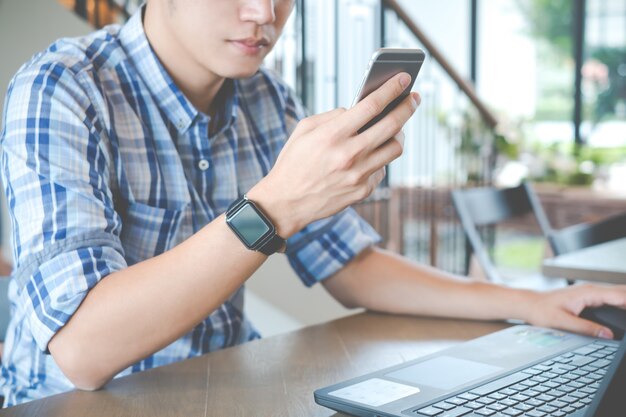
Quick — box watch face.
[228,203,272,247]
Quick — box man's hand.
[522,284,626,339]
[248,73,420,238]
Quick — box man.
[1,0,624,407]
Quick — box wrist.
[246,182,301,239]
[469,282,539,323]
[498,286,541,323]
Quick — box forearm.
[49,213,266,390]
[324,247,536,322]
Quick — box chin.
[222,64,263,80]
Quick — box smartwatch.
[225,195,286,256]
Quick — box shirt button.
[198,159,210,171]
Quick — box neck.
[143,3,224,115]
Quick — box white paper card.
[328,378,421,407]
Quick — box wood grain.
[0,313,509,417]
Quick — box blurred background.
[0,0,625,336]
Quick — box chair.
[451,182,562,289]
[548,211,626,256]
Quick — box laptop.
[314,325,625,417]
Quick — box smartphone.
[352,48,425,132]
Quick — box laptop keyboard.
[411,340,617,417]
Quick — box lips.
[229,37,270,56]
[235,37,270,47]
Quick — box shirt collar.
[118,6,239,135]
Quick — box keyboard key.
[438,408,473,417]
[433,401,456,411]
[415,406,442,416]
[537,404,557,413]
[499,388,517,396]
[487,392,506,401]
[523,368,544,376]
[510,394,529,402]
[524,389,541,398]
[549,399,568,408]
[445,397,468,406]
[569,355,595,367]
[475,408,496,416]
[512,403,532,412]
[525,398,545,408]
[464,401,483,410]
[499,399,518,407]
[487,403,507,412]
[469,373,528,396]
[570,391,588,399]
[458,392,479,401]
[552,411,567,417]
[520,379,539,388]
[536,394,553,402]
[588,359,611,369]
[476,397,495,405]
[501,409,523,416]
[525,411,546,417]
[572,345,601,356]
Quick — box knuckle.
[347,170,364,187]
[335,149,357,172]
[363,96,383,116]
[359,184,372,200]
[386,113,404,132]
[298,117,315,131]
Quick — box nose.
[239,0,276,25]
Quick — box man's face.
[161,0,295,79]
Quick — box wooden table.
[0,313,509,417]
[542,237,626,284]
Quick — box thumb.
[553,310,614,340]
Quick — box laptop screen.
[585,336,626,416]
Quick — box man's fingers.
[297,108,346,134]
[357,94,417,151]
[555,310,614,339]
[358,133,404,176]
[338,73,412,136]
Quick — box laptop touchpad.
[386,356,503,390]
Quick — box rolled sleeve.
[286,208,381,287]
[17,237,126,352]
[1,60,125,352]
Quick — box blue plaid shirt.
[0,8,379,406]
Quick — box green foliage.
[493,235,544,271]
[515,0,573,58]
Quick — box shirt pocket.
[120,202,192,266]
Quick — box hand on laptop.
[523,283,626,339]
